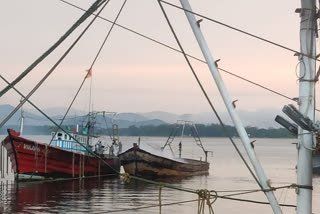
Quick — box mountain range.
[0,104,288,129]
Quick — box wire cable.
[159,0,319,62]
[157,0,263,189]
[0,0,107,98]
[0,75,121,174]
[57,0,320,113]
[0,0,110,131]
[48,0,128,146]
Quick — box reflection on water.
[0,136,319,213]
[1,177,200,214]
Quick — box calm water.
[0,135,319,214]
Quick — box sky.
[0,0,318,120]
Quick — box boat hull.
[119,146,209,178]
[2,129,120,181]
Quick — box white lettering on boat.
[23,144,40,152]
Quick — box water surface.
[0,136,319,213]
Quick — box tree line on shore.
[1,124,295,138]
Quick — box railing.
[52,140,88,153]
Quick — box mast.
[178,0,282,213]
[19,97,24,135]
[19,108,24,136]
[296,0,316,213]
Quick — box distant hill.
[0,104,298,130]
[0,105,167,130]
[140,109,285,128]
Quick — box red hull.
[1,129,120,180]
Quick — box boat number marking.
[23,144,40,152]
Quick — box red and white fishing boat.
[2,128,120,181]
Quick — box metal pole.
[72,152,75,178]
[178,0,282,213]
[0,145,2,178]
[19,108,24,136]
[82,155,85,177]
[297,0,316,213]
[6,150,8,175]
[45,146,47,173]
[79,154,81,179]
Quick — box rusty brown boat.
[118,120,210,179]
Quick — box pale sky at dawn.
[1,0,317,118]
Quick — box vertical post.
[79,154,81,179]
[35,143,38,173]
[297,0,316,213]
[6,150,8,175]
[178,0,282,213]
[1,145,4,179]
[72,152,75,178]
[82,155,85,177]
[0,145,2,178]
[44,146,47,173]
[98,160,100,177]
[19,107,24,136]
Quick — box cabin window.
[65,134,67,140]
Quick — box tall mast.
[19,97,24,135]
[178,0,282,213]
[297,0,316,213]
[19,108,24,136]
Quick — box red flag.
[85,69,92,78]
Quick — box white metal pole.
[179,0,282,213]
[19,110,24,136]
[297,0,315,213]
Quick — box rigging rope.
[159,0,320,63]
[0,0,107,98]
[0,75,120,174]
[47,72,90,147]
[0,0,110,131]
[197,189,217,214]
[57,0,320,113]
[157,0,263,189]
[48,0,128,146]
[0,1,303,211]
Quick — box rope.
[120,173,130,183]
[0,76,121,175]
[88,0,128,72]
[159,183,163,214]
[159,0,319,62]
[58,0,320,112]
[157,0,263,189]
[0,0,107,98]
[218,195,296,208]
[48,72,90,147]
[99,199,198,213]
[0,0,110,131]
[197,189,217,214]
[48,0,128,146]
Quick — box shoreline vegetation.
[0,124,295,138]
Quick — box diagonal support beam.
[178,0,282,213]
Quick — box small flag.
[85,69,92,78]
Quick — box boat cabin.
[51,130,91,153]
